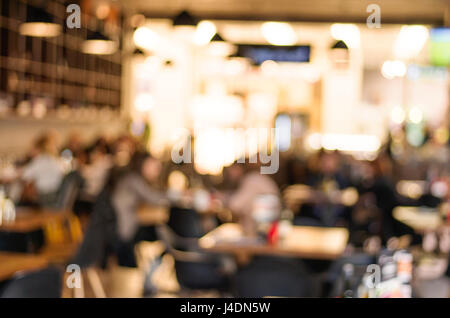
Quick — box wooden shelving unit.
[0,0,123,112]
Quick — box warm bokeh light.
[134,93,155,112]
[261,22,297,46]
[133,26,160,51]
[307,133,381,153]
[394,25,429,60]
[330,24,360,49]
[381,60,407,79]
[82,39,118,55]
[194,129,237,175]
[194,21,217,45]
[408,107,423,124]
[391,106,406,124]
[19,22,61,38]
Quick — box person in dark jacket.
[73,151,169,268]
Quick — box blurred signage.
[236,45,311,65]
[407,64,448,81]
[430,28,450,66]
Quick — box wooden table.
[396,180,427,199]
[137,205,232,226]
[137,205,169,226]
[283,184,359,211]
[0,252,48,282]
[199,223,349,261]
[0,207,71,233]
[393,206,443,234]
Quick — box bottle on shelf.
[341,263,355,298]
[378,249,398,282]
[3,198,16,224]
[0,186,4,225]
[0,186,16,225]
[393,250,413,298]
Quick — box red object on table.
[267,221,279,245]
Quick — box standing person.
[20,131,65,207]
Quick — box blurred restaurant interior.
[0,0,449,298]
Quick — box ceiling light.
[331,40,349,50]
[172,10,197,28]
[330,24,360,49]
[19,6,61,37]
[82,31,118,55]
[330,40,349,65]
[194,20,217,45]
[261,22,297,46]
[394,25,429,60]
[207,33,236,57]
[133,26,160,51]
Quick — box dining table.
[0,207,72,233]
[199,223,349,263]
[0,252,49,282]
[393,206,444,234]
[0,207,72,253]
[283,184,359,212]
[137,202,233,227]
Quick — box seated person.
[73,151,170,268]
[110,151,169,267]
[222,162,280,236]
[75,139,113,215]
[20,132,65,208]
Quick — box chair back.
[54,170,83,211]
[167,206,204,238]
[71,189,117,268]
[155,225,228,290]
[0,267,62,298]
[43,214,83,246]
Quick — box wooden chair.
[39,213,106,298]
[40,213,83,265]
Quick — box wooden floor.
[59,241,449,298]
[61,242,222,298]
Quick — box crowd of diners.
[1,128,449,297]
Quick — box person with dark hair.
[20,131,64,207]
[74,137,114,216]
[109,151,169,266]
[109,152,169,238]
[73,151,169,269]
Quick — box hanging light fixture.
[261,22,297,46]
[194,20,217,45]
[19,5,61,37]
[211,32,225,43]
[133,48,146,56]
[207,32,236,57]
[331,40,349,50]
[133,26,160,51]
[172,10,198,40]
[330,24,360,49]
[82,31,118,55]
[172,10,198,28]
[330,40,349,67]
